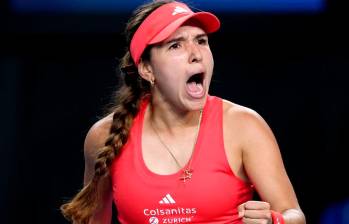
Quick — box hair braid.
[61,75,145,223]
[94,84,143,178]
[61,1,173,223]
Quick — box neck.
[148,98,202,135]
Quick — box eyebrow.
[162,33,208,46]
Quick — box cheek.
[153,66,182,88]
[151,54,183,74]
[206,52,214,71]
[152,58,185,81]
[207,49,214,63]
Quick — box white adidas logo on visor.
[172,6,189,15]
[159,193,176,204]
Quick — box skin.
[83,25,306,224]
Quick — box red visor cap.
[130,2,220,66]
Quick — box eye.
[198,38,208,45]
[169,42,180,50]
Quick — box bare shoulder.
[222,99,266,128]
[84,113,114,159]
[222,99,274,147]
[83,113,114,185]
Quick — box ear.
[137,59,155,83]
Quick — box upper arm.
[83,116,114,223]
[83,122,106,185]
[231,106,300,212]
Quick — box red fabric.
[271,210,285,224]
[111,96,254,223]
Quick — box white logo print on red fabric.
[143,193,197,223]
[149,216,159,224]
[172,6,189,15]
[159,193,176,204]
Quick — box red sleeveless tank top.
[111,96,254,224]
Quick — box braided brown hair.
[60,1,174,223]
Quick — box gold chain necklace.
[150,110,203,182]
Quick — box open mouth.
[186,73,204,85]
[186,73,205,98]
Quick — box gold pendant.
[180,169,193,182]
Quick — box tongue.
[186,82,204,98]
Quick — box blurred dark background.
[1,0,348,223]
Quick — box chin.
[185,97,207,111]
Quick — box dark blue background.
[11,0,324,13]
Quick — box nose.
[188,42,203,63]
